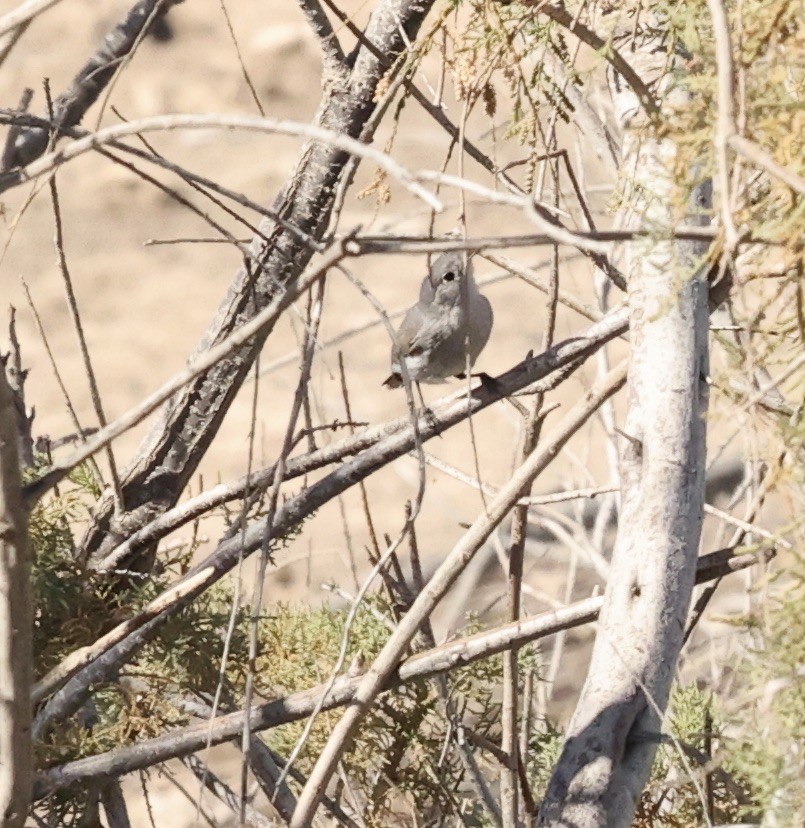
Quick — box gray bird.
[383,251,493,389]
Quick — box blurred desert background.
[1,1,770,824]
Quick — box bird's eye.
[443,271,456,282]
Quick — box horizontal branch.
[31,546,773,798]
[352,228,718,253]
[0,112,442,208]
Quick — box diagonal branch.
[2,0,183,170]
[298,0,345,68]
[0,0,66,38]
[72,0,437,574]
[288,361,628,826]
[521,2,660,117]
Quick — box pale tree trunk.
[0,365,32,827]
[537,36,712,828]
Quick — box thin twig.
[0,0,65,38]
[707,0,740,249]
[48,172,123,511]
[0,112,442,209]
[729,134,805,195]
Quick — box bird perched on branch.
[383,251,493,389]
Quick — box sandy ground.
[1,2,767,824]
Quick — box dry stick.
[239,280,325,818]
[30,545,770,800]
[288,362,629,827]
[707,0,740,250]
[178,696,300,824]
[484,253,603,323]
[501,221,561,824]
[0,113,442,209]
[31,308,628,718]
[0,21,30,69]
[683,456,783,648]
[18,277,102,483]
[106,135,319,250]
[298,0,345,68]
[404,507,503,828]
[182,754,272,828]
[351,228,718,252]
[22,236,353,509]
[99,780,131,828]
[5,307,35,468]
[98,143,260,264]
[337,353,383,563]
[48,174,124,512]
[0,0,64,38]
[216,0,265,117]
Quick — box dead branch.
[0,355,32,828]
[3,308,35,468]
[0,0,65,38]
[2,0,183,171]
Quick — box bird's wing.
[401,313,454,357]
[393,305,452,357]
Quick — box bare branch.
[0,358,32,828]
[182,754,273,828]
[2,0,183,170]
[0,113,442,208]
[0,0,65,38]
[298,0,345,67]
[3,308,35,468]
[707,0,740,249]
[729,134,805,195]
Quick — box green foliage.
[633,685,758,827]
[725,558,805,825]
[30,470,250,773]
[255,602,537,825]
